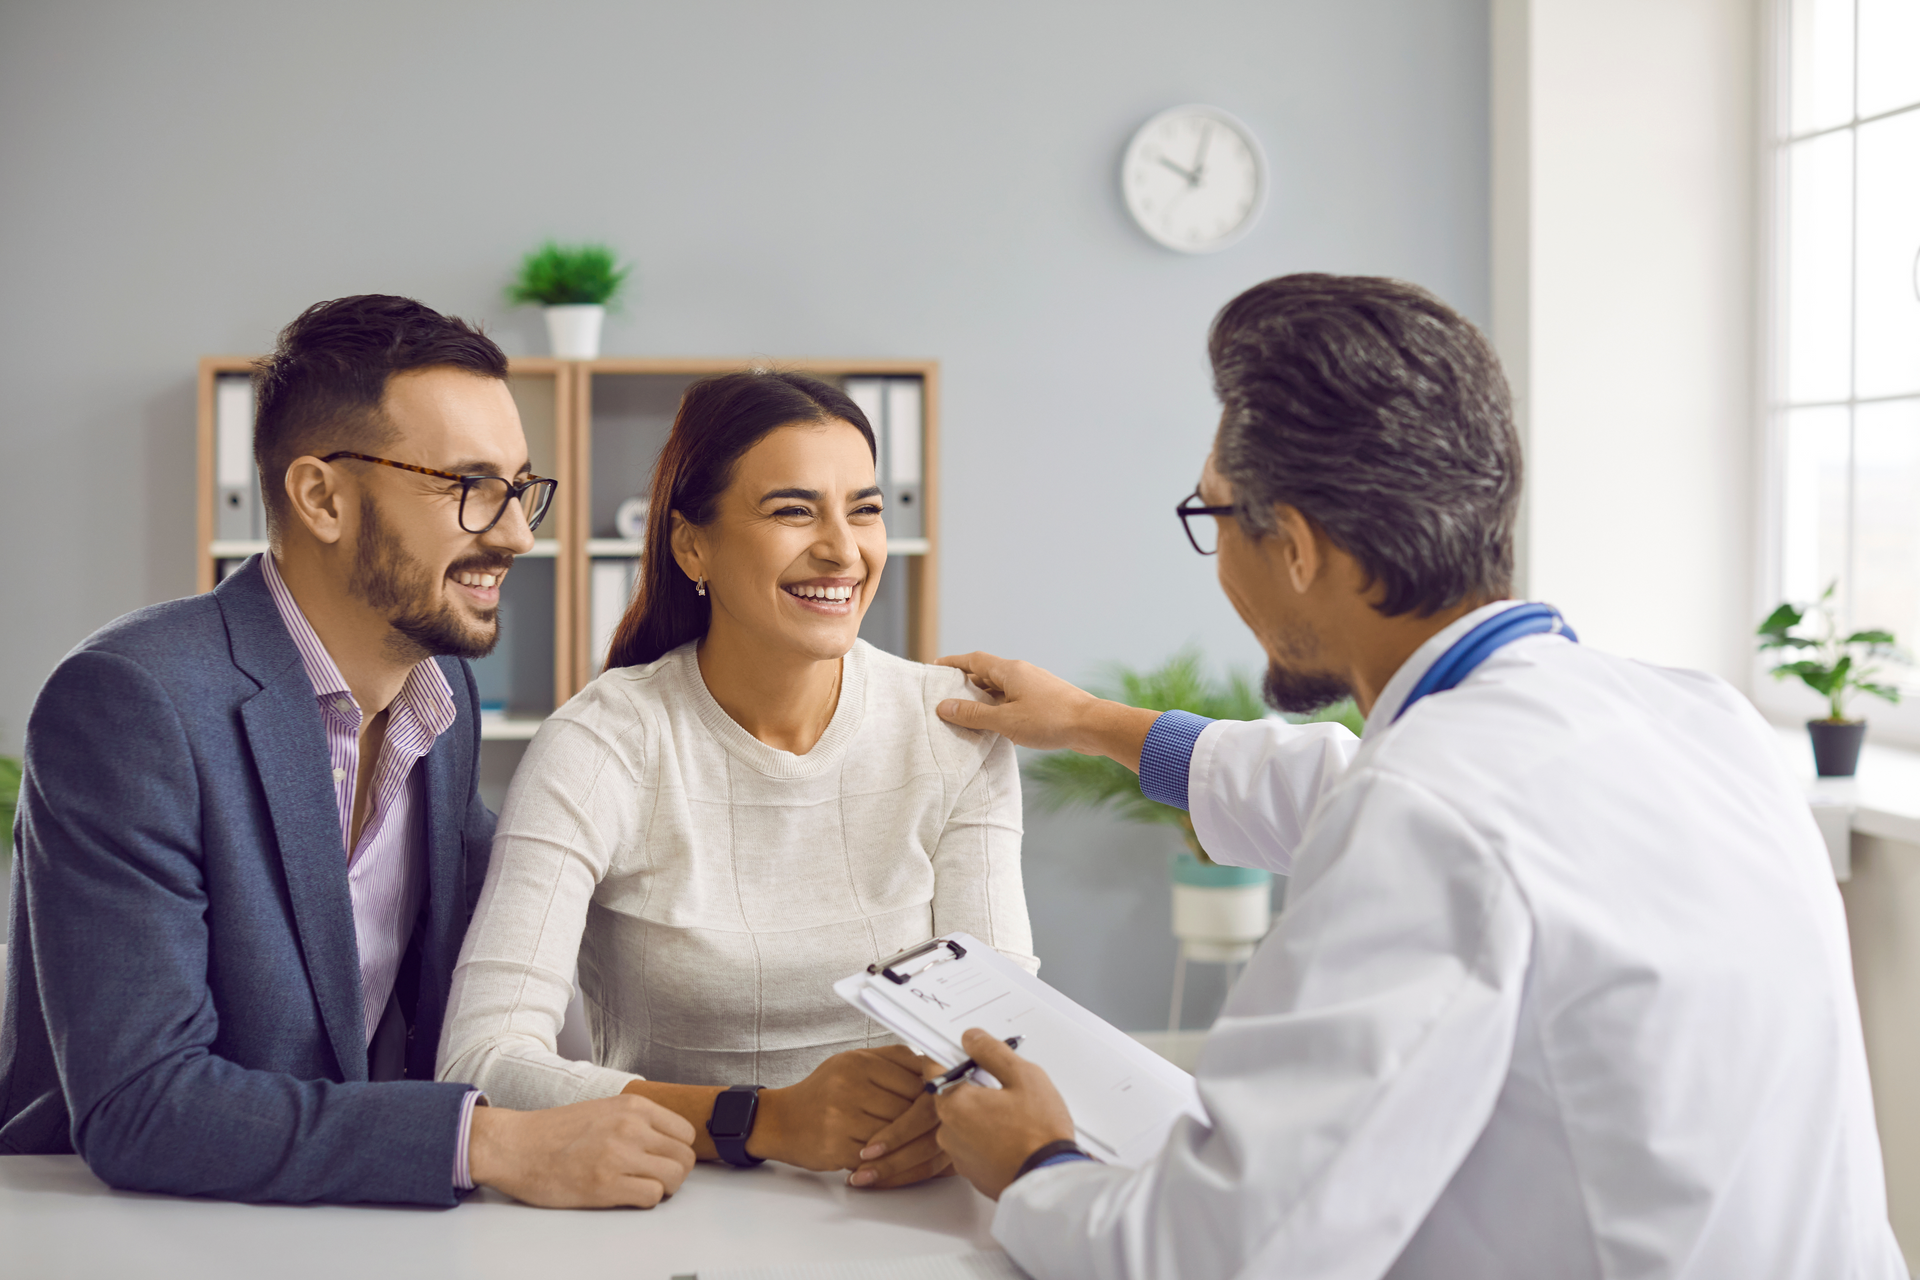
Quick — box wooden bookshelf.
[195,356,940,735]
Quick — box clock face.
[1121,105,1266,254]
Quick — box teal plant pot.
[1171,852,1273,962]
[1171,851,1270,888]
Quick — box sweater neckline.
[671,639,870,778]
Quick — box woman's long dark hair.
[605,370,876,669]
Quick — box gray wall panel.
[0,0,1489,1029]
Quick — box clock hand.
[1158,156,1200,186]
[1189,124,1213,183]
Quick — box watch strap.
[1015,1138,1093,1182]
[707,1084,765,1167]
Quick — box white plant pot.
[544,304,605,359]
[1171,882,1273,964]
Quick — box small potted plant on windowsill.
[506,240,632,359]
[1758,581,1903,778]
[1025,650,1363,959]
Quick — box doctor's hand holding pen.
[935,652,1161,774]
[928,1029,1079,1201]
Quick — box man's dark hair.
[1208,273,1521,618]
[252,294,508,536]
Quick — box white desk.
[0,1155,1003,1280]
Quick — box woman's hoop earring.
[696,577,707,597]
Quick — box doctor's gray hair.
[1208,274,1521,618]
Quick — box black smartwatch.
[707,1085,766,1167]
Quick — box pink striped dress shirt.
[260,554,481,1190]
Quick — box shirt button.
[334,698,353,714]
[332,768,347,782]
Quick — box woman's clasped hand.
[750,1046,952,1188]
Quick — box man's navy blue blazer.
[0,557,496,1205]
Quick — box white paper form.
[834,933,1206,1167]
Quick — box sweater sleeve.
[435,710,644,1109]
[929,731,1038,974]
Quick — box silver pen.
[924,1035,1023,1095]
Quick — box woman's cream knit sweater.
[436,639,1035,1106]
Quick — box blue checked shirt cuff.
[1138,710,1213,811]
[1034,1152,1095,1172]
[454,1090,485,1191]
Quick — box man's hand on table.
[935,652,1160,773]
[468,1093,697,1208]
[931,1028,1078,1201]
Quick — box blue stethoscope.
[1392,603,1579,723]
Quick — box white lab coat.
[994,602,1904,1280]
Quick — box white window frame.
[1754,0,1920,747]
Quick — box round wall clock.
[1120,104,1267,254]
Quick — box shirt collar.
[1362,599,1530,737]
[259,552,456,739]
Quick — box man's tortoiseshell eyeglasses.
[321,452,558,535]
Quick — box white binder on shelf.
[841,376,923,540]
[835,933,1205,1168]
[882,378,923,538]
[214,374,262,541]
[589,558,638,674]
[843,376,887,477]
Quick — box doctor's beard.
[1256,614,1351,713]
[1262,660,1353,715]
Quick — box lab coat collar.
[1361,599,1531,738]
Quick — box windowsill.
[1772,723,1920,878]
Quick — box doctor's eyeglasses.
[321,452,558,534]
[1176,490,1239,556]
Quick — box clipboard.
[835,932,1206,1167]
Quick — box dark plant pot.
[1808,719,1867,777]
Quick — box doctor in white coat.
[921,274,1904,1279]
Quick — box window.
[1771,0,1920,711]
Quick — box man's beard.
[1259,618,1351,714]
[1261,661,1352,715]
[349,494,506,662]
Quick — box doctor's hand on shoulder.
[937,652,1160,773]
[929,1028,1078,1201]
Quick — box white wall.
[1494,0,1760,684]
[1843,831,1920,1270]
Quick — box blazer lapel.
[219,559,368,1083]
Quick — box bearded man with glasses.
[925,275,1902,1279]
[1,295,696,1208]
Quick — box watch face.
[1121,105,1266,254]
[709,1086,758,1136]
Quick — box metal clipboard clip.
[868,936,968,985]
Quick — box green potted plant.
[1026,650,1362,967]
[1,753,20,870]
[506,240,632,359]
[1758,581,1902,777]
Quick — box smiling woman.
[437,371,1036,1190]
